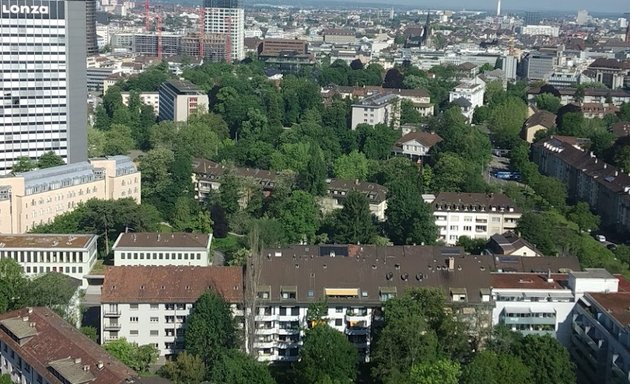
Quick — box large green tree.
[333,150,369,181]
[184,290,236,366]
[208,350,276,384]
[567,202,600,233]
[409,359,460,384]
[298,144,327,196]
[331,191,377,244]
[513,335,576,384]
[157,352,206,384]
[296,324,358,384]
[37,151,65,169]
[275,190,320,244]
[385,178,437,245]
[460,350,532,384]
[103,338,158,373]
[11,157,36,173]
[103,124,135,156]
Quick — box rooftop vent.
[401,273,409,281]
[74,358,82,364]
[386,272,394,281]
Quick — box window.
[130,330,139,336]
[130,304,139,310]
[335,319,342,326]
[150,330,159,336]
[449,225,458,230]
[130,317,139,322]
[464,216,473,222]
[335,307,343,313]
[463,226,472,231]
[150,304,159,310]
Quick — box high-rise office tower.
[0,0,87,174]
[86,0,98,55]
[203,0,245,62]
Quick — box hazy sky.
[323,0,628,13]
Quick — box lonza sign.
[1,4,49,14]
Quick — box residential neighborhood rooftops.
[0,307,137,384]
[524,110,556,129]
[432,192,521,213]
[112,232,211,249]
[487,231,542,257]
[101,266,243,303]
[0,234,96,249]
[353,93,398,107]
[326,179,388,204]
[394,131,443,149]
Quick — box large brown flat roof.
[113,232,211,249]
[0,234,96,249]
[491,273,568,290]
[101,266,243,303]
[587,292,630,327]
[0,307,136,384]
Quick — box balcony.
[255,314,278,321]
[254,341,276,349]
[255,328,276,335]
[345,309,369,322]
[278,327,300,335]
[345,327,369,336]
[103,323,121,331]
[521,330,555,337]
[103,310,121,317]
[104,336,119,342]
[276,340,300,349]
[502,316,556,325]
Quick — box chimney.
[448,257,455,271]
[74,358,82,364]
[97,361,104,369]
[22,316,29,322]
[355,179,359,185]
[547,269,553,283]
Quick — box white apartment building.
[491,269,619,346]
[449,78,485,121]
[0,0,87,174]
[100,266,243,359]
[351,93,400,130]
[425,192,522,245]
[0,234,98,287]
[319,179,388,222]
[521,25,560,37]
[112,232,212,267]
[204,0,245,61]
[158,80,208,122]
[254,245,497,363]
[0,307,137,384]
[120,92,159,115]
[0,156,141,234]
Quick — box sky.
[315,0,627,13]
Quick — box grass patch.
[89,259,106,275]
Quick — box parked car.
[595,234,606,242]
[607,243,618,251]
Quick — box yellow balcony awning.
[325,288,359,296]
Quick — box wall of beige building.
[0,158,140,234]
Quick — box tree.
[218,171,242,217]
[27,273,80,322]
[383,68,404,89]
[331,191,377,244]
[87,127,106,157]
[385,178,437,245]
[275,190,320,244]
[298,144,327,196]
[158,352,206,384]
[409,359,460,384]
[81,326,98,342]
[296,324,358,384]
[37,151,64,169]
[184,290,236,366]
[516,212,556,255]
[567,202,600,233]
[208,350,276,384]
[11,156,36,173]
[487,97,528,149]
[513,335,576,384]
[613,145,630,171]
[535,93,561,113]
[103,124,135,156]
[0,259,28,313]
[431,153,466,192]
[456,236,488,254]
[333,150,369,181]
[103,338,158,373]
[460,351,532,384]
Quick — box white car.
[595,235,606,243]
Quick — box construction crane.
[199,7,205,59]
[156,13,162,59]
[144,0,150,32]
[225,15,232,63]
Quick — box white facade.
[434,210,520,245]
[254,304,373,362]
[120,92,159,115]
[351,94,400,130]
[449,79,485,121]
[204,5,245,61]
[0,0,87,175]
[492,269,619,347]
[521,25,560,37]
[0,234,98,287]
[112,233,212,267]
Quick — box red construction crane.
[156,13,162,59]
[225,15,232,63]
[144,0,150,32]
[199,7,205,59]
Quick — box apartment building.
[492,269,619,346]
[0,234,98,287]
[520,52,555,81]
[112,232,212,267]
[351,94,400,130]
[254,244,495,362]
[0,307,137,384]
[532,136,630,235]
[449,79,485,121]
[320,179,388,221]
[120,92,160,115]
[527,87,630,107]
[426,193,521,245]
[391,131,443,161]
[329,86,434,117]
[100,266,243,359]
[571,291,630,384]
[521,25,560,37]
[158,80,209,122]
[322,29,356,45]
[0,156,140,234]
[204,0,245,61]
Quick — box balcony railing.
[103,310,121,317]
[104,324,121,331]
